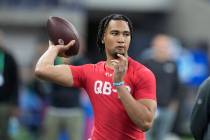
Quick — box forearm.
[117,86,154,131]
[35,47,58,80]
[36,47,58,68]
[35,46,73,87]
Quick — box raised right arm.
[35,41,75,87]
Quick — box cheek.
[106,37,115,46]
[126,38,131,46]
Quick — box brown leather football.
[47,16,79,56]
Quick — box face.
[103,20,131,59]
[152,35,171,60]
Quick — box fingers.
[49,40,75,48]
[111,60,119,67]
[111,59,119,63]
[115,54,128,66]
[59,40,75,51]
[117,54,127,61]
[111,55,127,82]
[66,40,76,47]
[111,60,125,72]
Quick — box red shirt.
[70,57,156,140]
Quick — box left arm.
[117,86,156,131]
[111,54,156,131]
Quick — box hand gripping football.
[47,16,79,56]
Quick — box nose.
[117,35,125,43]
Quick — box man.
[35,14,157,139]
[191,77,210,140]
[0,31,19,140]
[142,34,179,140]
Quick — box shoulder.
[75,61,105,72]
[127,58,156,85]
[95,61,105,67]
[128,57,154,76]
[90,61,105,70]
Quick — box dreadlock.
[96,14,133,58]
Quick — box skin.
[35,19,157,131]
[152,35,172,62]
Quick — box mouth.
[114,49,125,59]
[112,46,126,59]
[116,46,125,49]
[115,46,126,52]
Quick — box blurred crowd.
[0,1,210,140]
[138,34,209,140]
[0,32,94,140]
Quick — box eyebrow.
[110,30,130,33]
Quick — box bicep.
[37,64,73,87]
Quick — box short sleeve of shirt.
[134,68,156,100]
[70,65,86,88]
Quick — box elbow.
[139,121,153,132]
[135,115,154,132]
[34,66,47,79]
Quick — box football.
[47,16,79,56]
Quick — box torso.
[70,57,156,140]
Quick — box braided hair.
[96,14,133,57]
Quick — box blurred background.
[0,0,210,140]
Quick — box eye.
[111,31,119,36]
[123,32,130,37]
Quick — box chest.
[85,70,133,98]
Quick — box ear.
[102,35,106,44]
